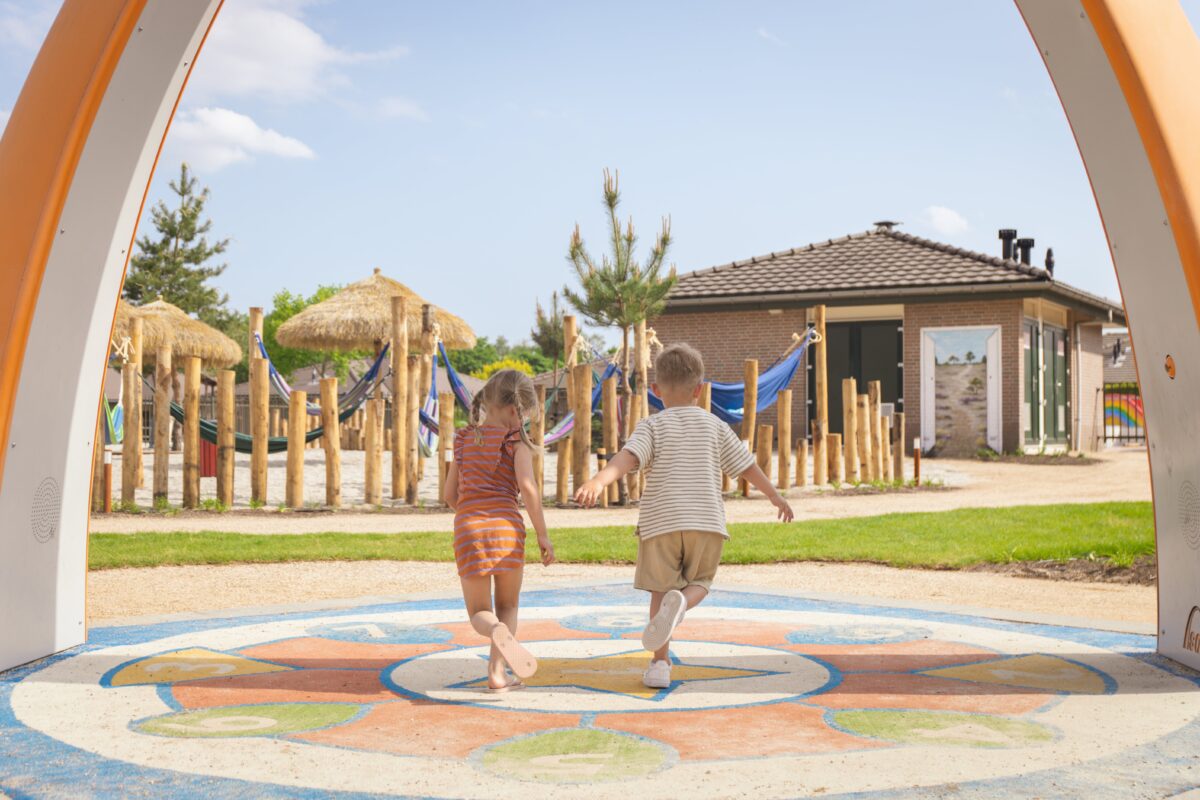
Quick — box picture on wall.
[921,327,1001,456]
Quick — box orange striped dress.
[453,426,527,578]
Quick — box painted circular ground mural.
[2,586,1199,798]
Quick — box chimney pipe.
[1045,247,1055,276]
[1016,237,1034,265]
[998,229,1017,260]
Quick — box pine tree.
[124,163,230,322]
[563,168,676,405]
[531,291,565,362]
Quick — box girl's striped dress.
[453,426,526,578]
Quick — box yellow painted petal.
[107,648,291,687]
[924,654,1106,695]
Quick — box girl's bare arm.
[514,446,555,565]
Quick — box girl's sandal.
[490,622,537,679]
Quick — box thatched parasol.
[274,268,477,352]
[112,298,242,367]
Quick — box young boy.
[575,342,794,688]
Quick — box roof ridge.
[880,229,1050,279]
[674,230,877,280]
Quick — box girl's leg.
[461,575,507,688]
[492,567,524,637]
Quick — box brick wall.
[651,307,808,441]
[903,299,1025,454]
[1074,321,1105,452]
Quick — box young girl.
[444,369,555,692]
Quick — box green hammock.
[168,399,365,455]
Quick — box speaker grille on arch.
[31,477,60,544]
[1180,480,1200,551]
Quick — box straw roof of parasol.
[274,268,477,352]
[112,298,243,368]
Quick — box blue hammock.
[255,333,389,416]
[646,330,815,423]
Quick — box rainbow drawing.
[1105,392,1145,431]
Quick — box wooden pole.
[883,416,895,483]
[270,408,281,439]
[813,305,828,487]
[755,425,773,492]
[287,390,306,508]
[628,320,648,504]
[320,377,341,507]
[893,412,906,484]
[131,317,144,488]
[856,394,873,482]
[571,363,592,491]
[250,358,269,505]
[405,356,420,505]
[700,382,712,412]
[777,389,792,491]
[556,437,571,505]
[417,305,436,480]
[913,437,922,486]
[868,380,884,480]
[365,397,382,505]
[796,439,808,487]
[92,412,105,512]
[596,448,609,508]
[216,370,235,507]
[182,356,201,509]
[532,385,546,497]
[828,432,843,484]
[249,306,264,362]
[842,377,859,483]
[103,451,112,513]
[740,358,759,495]
[438,392,454,504]
[602,376,619,504]
[153,345,172,502]
[120,317,142,503]
[391,297,408,500]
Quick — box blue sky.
[3,1,1200,345]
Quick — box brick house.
[651,223,1124,455]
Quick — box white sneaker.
[642,589,687,652]
[643,658,672,689]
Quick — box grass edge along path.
[88,502,1154,571]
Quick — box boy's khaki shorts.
[634,531,725,593]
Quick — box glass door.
[1043,326,1069,443]
[1023,322,1040,444]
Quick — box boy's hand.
[773,495,794,523]
[537,535,556,566]
[574,479,605,508]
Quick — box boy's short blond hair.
[654,343,705,389]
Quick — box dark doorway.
[808,320,903,438]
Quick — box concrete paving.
[3,583,1197,798]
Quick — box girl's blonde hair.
[469,368,542,451]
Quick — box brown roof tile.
[671,229,1049,300]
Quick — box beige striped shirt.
[623,405,756,540]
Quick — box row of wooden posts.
[547,305,914,505]
[93,298,477,511]
[92,302,910,512]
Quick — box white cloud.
[0,0,58,51]
[757,27,785,46]
[923,206,970,238]
[188,0,407,104]
[167,107,315,172]
[378,96,429,122]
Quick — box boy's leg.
[651,585,708,662]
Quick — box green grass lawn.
[88,502,1154,571]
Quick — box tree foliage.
[473,357,535,380]
[448,337,552,377]
[562,168,676,396]
[531,291,565,362]
[125,163,231,324]
[263,286,364,380]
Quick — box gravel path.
[87,560,1155,626]
[92,447,1151,534]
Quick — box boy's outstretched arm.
[575,450,639,507]
[740,464,795,522]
